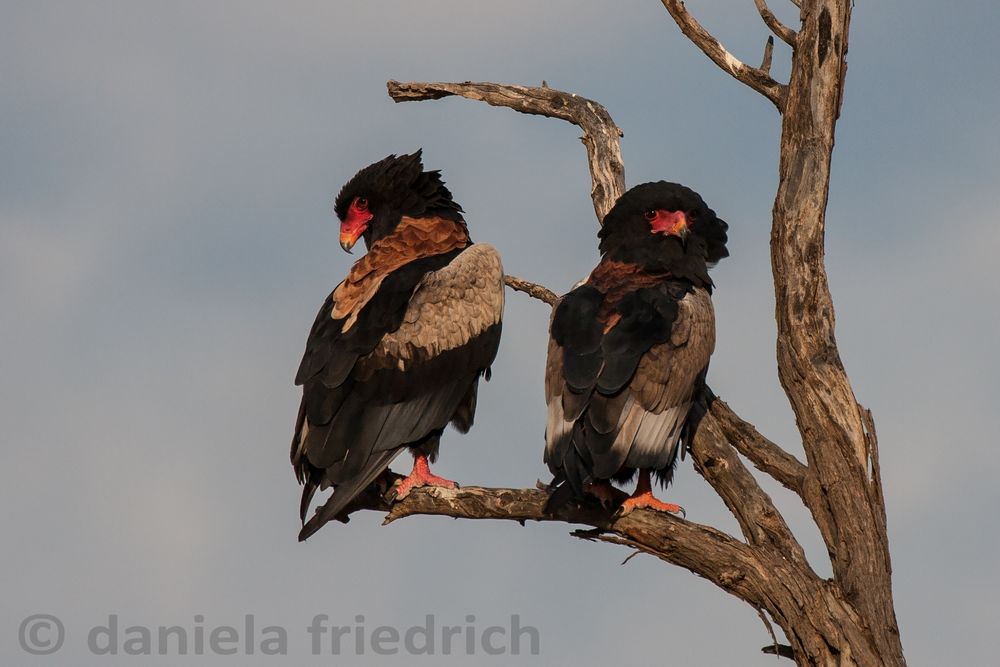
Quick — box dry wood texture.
[353,2,904,664]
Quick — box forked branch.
[658,0,787,110]
[688,393,809,565]
[707,393,807,494]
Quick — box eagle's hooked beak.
[339,214,371,253]
[648,210,689,238]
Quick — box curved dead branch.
[503,275,558,306]
[388,80,625,220]
[658,0,787,110]
[754,0,798,46]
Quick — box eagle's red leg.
[618,470,685,516]
[393,454,457,500]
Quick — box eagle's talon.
[392,454,457,501]
[615,470,685,517]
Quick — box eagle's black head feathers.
[598,181,729,286]
[333,150,465,250]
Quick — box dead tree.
[342,1,905,664]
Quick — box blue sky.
[3,2,999,664]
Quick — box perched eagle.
[544,182,728,515]
[291,151,504,541]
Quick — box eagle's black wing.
[293,244,503,540]
[544,282,715,498]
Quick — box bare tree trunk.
[768,1,905,663]
[327,2,905,664]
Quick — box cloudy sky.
[3,1,998,664]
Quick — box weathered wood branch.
[658,0,787,110]
[387,80,625,220]
[763,0,903,664]
[760,36,776,75]
[347,477,781,606]
[707,393,807,494]
[688,393,809,565]
[754,0,798,46]
[503,274,558,306]
[654,0,901,661]
[342,468,880,665]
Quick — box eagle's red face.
[644,209,689,238]
[339,196,374,252]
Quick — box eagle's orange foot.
[585,480,619,509]
[616,490,685,517]
[393,455,457,500]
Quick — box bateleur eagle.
[544,181,728,515]
[292,151,504,541]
